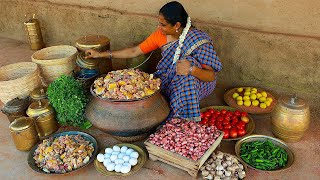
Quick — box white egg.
[118,153,126,159]
[112,151,120,155]
[113,145,121,152]
[110,154,118,162]
[129,158,138,166]
[103,160,111,168]
[114,164,122,172]
[104,153,111,159]
[105,148,113,154]
[130,152,139,159]
[104,159,111,164]
[106,163,115,171]
[125,148,134,155]
[123,162,131,168]
[123,155,130,162]
[115,159,125,164]
[120,165,131,174]
[97,154,105,162]
[120,146,128,153]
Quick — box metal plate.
[235,134,294,171]
[200,106,255,141]
[224,87,277,114]
[27,131,99,174]
[94,143,147,176]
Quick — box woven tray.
[224,87,277,114]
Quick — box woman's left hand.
[176,59,191,75]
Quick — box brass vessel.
[1,97,30,123]
[271,95,310,142]
[30,87,47,102]
[26,99,54,118]
[76,52,99,70]
[9,117,39,151]
[35,111,59,137]
[24,14,44,50]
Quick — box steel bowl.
[28,131,99,174]
[235,134,294,171]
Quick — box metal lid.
[2,97,30,113]
[75,35,110,51]
[30,87,47,100]
[279,94,308,110]
[76,52,99,69]
[26,99,53,117]
[9,117,34,132]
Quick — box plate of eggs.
[94,143,147,176]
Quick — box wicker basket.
[31,45,77,84]
[0,62,41,104]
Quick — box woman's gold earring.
[176,29,178,33]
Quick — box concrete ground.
[0,37,319,180]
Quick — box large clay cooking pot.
[86,89,170,142]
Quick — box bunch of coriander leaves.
[47,75,92,129]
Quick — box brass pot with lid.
[1,97,30,123]
[76,52,99,70]
[271,94,310,142]
[35,111,59,138]
[26,99,54,118]
[30,87,47,102]
[9,117,39,151]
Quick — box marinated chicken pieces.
[33,135,94,173]
[93,69,161,100]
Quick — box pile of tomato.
[200,109,250,139]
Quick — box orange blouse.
[139,29,167,54]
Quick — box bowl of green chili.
[235,135,294,171]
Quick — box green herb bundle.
[47,75,91,128]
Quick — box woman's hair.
[159,1,189,28]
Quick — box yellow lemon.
[245,87,251,92]
[244,100,251,107]
[237,100,244,106]
[260,103,267,109]
[250,93,257,100]
[232,93,240,99]
[266,97,273,103]
[236,96,243,101]
[243,96,250,101]
[265,100,271,107]
[252,88,257,92]
[256,93,262,99]
[259,97,266,103]
[237,88,244,93]
[252,100,259,106]
[261,91,268,97]
[244,91,251,96]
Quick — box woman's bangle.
[189,66,194,75]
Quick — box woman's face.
[158,14,177,35]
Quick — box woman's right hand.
[85,49,100,59]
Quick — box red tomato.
[201,118,208,124]
[224,116,231,121]
[223,130,230,139]
[224,124,232,130]
[205,112,211,117]
[222,119,230,125]
[231,121,238,127]
[236,121,246,130]
[231,118,239,124]
[226,111,233,117]
[216,124,223,130]
[231,115,238,120]
[217,116,224,122]
[200,112,204,118]
[221,109,227,114]
[208,109,215,114]
[234,110,241,116]
[214,111,221,116]
[229,129,238,138]
[209,117,216,123]
[215,121,222,127]
[237,129,246,136]
[241,112,248,117]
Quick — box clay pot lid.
[26,99,53,117]
[75,35,110,51]
[3,97,30,113]
[279,94,308,110]
[9,117,34,131]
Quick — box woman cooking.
[85,1,222,121]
